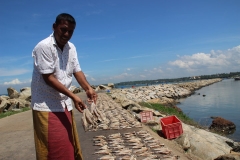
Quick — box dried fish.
[127,142,142,146]
[98,155,116,160]
[123,131,136,136]
[94,142,108,146]
[132,143,145,149]
[108,133,121,138]
[94,135,106,139]
[109,145,125,150]
[137,151,154,157]
[153,147,171,154]
[81,113,88,131]
[126,138,141,143]
[94,149,111,155]
[118,155,136,160]
[84,108,96,125]
[133,147,148,153]
[144,136,154,141]
[98,145,109,150]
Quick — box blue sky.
[0,0,240,94]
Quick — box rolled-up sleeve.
[32,43,55,74]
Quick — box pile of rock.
[111,79,222,106]
[0,85,83,113]
[0,87,31,113]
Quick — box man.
[31,13,97,160]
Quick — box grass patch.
[0,107,31,119]
[139,102,203,128]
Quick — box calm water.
[178,79,240,142]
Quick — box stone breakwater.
[109,78,240,160]
[111,78,222,106]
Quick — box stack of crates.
[140,111,153,123]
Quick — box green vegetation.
[0,107,31,119]
[139,102,203,128]
[114,71,240,86]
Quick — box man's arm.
[73,71,97,103]
[42,73,86,113]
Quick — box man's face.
[53,20,75,48]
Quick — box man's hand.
[86,88,98,104]
[72,95,86,113]
[73,71,98,104]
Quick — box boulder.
[0,98,11,113]
[7,87,19,99]
[108,83,115,88]
[181,123,233,160]
[18,87,31,100]
[95,85,111,91]
[73,87,81,94]
[175,133,191,151]
[210,117,236,132]
[214,153,240,160]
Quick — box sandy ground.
[0,92,201,160]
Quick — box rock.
[7,87,19,99]
[95,85,111,91]
[0,98,11,113]
[152,110,164,117]
[18,87,31,101]
[182,123,233,160]
[108,83,114,88]
[175,133,191,151]
[73,87,81,94]
[214,153,240,160]
[210,117,236,132]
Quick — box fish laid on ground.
[81,114,88,131]
[98,145,109,150]
[133,147,148,153]
[98,155,116,160]
[131,143,145,149]
[94,149,111,155]
[108,133,121,138]
[118,155,137,160]
[153,147,171,154]
[94,135,106,139]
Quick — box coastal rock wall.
[108,79,240,160]
[111,79,222,106]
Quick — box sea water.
[178,79,240,142]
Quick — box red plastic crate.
[140,111,153,123]
[160,115,183,139]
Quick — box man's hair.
[55,13,76,25]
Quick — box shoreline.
[108,78,240,159]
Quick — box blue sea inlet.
[178,79,240,142]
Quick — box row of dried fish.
[81,94,142,131]
[93,131,179,160]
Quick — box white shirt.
[31,34,81,112]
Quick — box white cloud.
[169,45,240,71]
[4,79,23,85]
